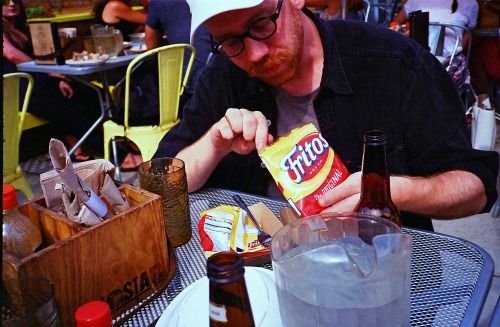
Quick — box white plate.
[128,45,147,54]
[156,267,282,327]
[65,59,107,67]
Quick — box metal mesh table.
[116,188,494,327]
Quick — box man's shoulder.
[322,20,425,66]
[148,0,188,13]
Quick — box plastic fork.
[232,194,272,248]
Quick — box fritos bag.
[198,205,267,255]
[258,123,350,216]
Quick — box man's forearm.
[392,171,487,219]
[176,134,228,193]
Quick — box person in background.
[305,0,365,21]
[93,0,148,169]
[114,0,212,171]
[469,36,500,108]
[145,0,211,101]
[3,0,102,161]
[392,0,479,88]
[93,0,147,40]
[154,0,499,231]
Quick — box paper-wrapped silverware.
[48,139,113,221]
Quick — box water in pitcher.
[274,238,410,327]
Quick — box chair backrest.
[3,73,34,175]
[123,44,195,128]
[429,22,462,70]
[362,0,371,22]
[366,0,404,26]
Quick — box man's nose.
[243,38,269,62]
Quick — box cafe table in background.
[17,54,137,156]
[115,188,494,327]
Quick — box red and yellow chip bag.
[258,123,350,217]
[198,205,268,254]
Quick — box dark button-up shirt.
[155,9,499,230]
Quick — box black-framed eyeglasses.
[210,0,283,58]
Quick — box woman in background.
[393,0,479,88]
[93,0,147,41]
[3,0,101,161]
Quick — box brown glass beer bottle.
[354,130,402,227]
[208,251,255,327]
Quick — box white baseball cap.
[187,0,264,42]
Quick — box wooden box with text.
[2,184,175,326]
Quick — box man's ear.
[293,0,305,10]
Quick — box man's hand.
[208,108,274,155]
[318,172,362,213]
[177,108,274,192]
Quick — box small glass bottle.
[2,184,42,258]
[207,252,255,327]
[354,130,402,227]
[75,301,113,327]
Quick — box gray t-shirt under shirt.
[266,86,320,199]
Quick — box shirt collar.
[304,8,353,95]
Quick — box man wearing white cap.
[154,0,498,230]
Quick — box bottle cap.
[75,301,112,327]
[389,22,398,28]
[3,184,18,210]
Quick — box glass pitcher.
[270,212,412,327]
[90,25,123,59]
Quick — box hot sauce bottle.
[208,252,255,327]
[354,130,402,227]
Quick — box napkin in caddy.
[40,139,130,226]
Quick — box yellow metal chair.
[3,73,36,199]
[21,112,50,131]
[103,44,195,180]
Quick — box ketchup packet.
[258,123,350,217]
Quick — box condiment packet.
[258,123,350,217]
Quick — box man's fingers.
[318,172,362,207]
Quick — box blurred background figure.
[392,0,479,89]
[145,0,211,101]
[305,0,366,21]
[110,0,211,171]
[469,35,500,109]
[92,0,148,169]
[93,0,147,41]
[3,0,102,161]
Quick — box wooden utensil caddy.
[2,184,175,326]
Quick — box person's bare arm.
[318,170,487,219]
[3,35,33,64]
[176,108,274,192]
[145,25,163,50]
[102,1,147,25]
[392,8,407,25]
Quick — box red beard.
[250,50,300,86]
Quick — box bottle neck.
[208,252,255,327]
[359,143,391,200]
